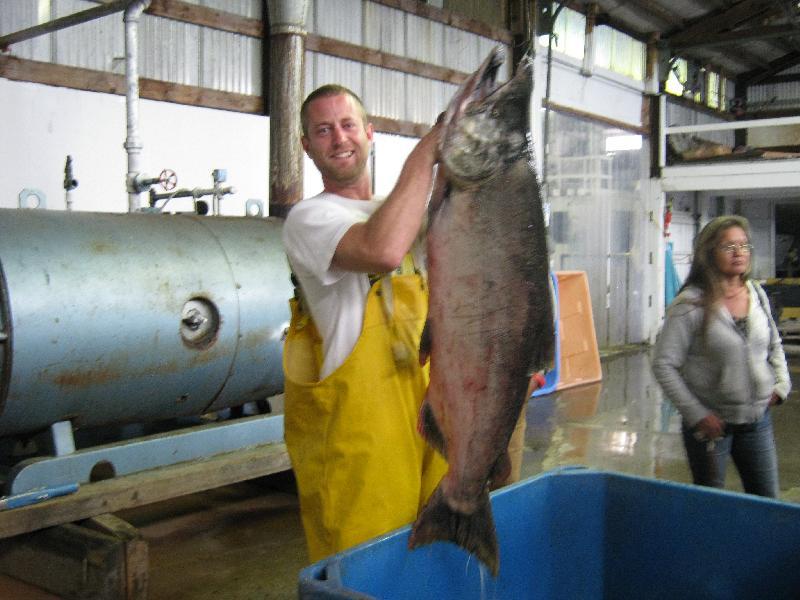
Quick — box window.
[539,6,644,81]
[665,58,687,97]
[538,6,585,60]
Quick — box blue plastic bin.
[532,271,559,397]
[299,468,800,599]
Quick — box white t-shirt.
[282,192,382,379]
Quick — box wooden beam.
[668,0,781,47]
[0,55,263,114]
[139,78,263,113]
[370,0,513,44]
[541,99,649,135]
[0,442,290,540]
[0,55,435,137]
[95,0,514,45]
[369,115,432,138]
[718,46,770,73]
[18,2,479,90]
[306,34,469,86]
[0,54,127,95]
[740,50,800,86]
[757,72,800,85]
[615,0,684,29]
[145,0,263,38]
[673,24,800,51]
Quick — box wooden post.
[267,2,309,219]
[86,515,148,600]
[0,515,147,599]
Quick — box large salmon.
[409,47,554,576]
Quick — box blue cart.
[299,467,800,599]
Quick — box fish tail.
[409,485,499,576]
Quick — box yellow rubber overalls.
[283,260,448,562]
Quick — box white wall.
[1,79,269,215]
[2,78,423,215]
[530,50,645,178]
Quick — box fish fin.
[409,486,499,577]
[419,319,431,365]
[417,400,447,458]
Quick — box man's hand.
[331,121,444,273]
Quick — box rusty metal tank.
[0,208,292,437]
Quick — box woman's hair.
[680,215,753,334]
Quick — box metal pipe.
[64,156,78,211]
[580,3,598,77]
[124,0,151,212]
[541,2,567,199]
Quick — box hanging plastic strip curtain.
[665,241,682,306]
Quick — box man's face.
[301,93,373,187]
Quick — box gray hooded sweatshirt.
[652,281,791,428]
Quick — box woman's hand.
[769,392,781,407]
[694,413,725,441]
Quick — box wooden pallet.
[0,442,290,599]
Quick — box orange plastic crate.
[554,271,602,390]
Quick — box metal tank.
[0,208,292,438]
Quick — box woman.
[653,215,791,497]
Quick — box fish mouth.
[442,47,505,128]
[437,47,533,185]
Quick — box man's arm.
[332,123,441,273]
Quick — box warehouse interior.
[1,0,800,598]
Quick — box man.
[281,84,447,562]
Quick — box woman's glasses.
[718,243,753,254]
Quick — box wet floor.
[521,348,800,500]
[4,346,800,598]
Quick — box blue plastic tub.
[299,468,800,599]
[532,271,559,397]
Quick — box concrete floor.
[4,344,800,599]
